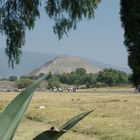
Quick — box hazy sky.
[0,0,129,68]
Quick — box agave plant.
[0,74,93,140]
[33,110,93,140]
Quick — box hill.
[0,49,131,77]
[29,55,101,76]
[87,59,131,73]
[0,49,56,77]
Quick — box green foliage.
[85,73,98,88]
[60,110,93,130]
[0,74,48,140]
[0,0,100,67]
[45,0,100,39]
[47,75,60,89]
[75,68,87,75]
[8,76,18,82]
[59,68,88,86]
[16,68,129,88]
[120,0,140,86]
[97,68,129,86]
[97,69,119,86]
[33,110,93,140]
[0,0,40,67]
[117,71,129,84]
[58,68,130,87]
[16,78,34,89]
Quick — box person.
[135,86,140,93]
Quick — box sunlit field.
[1,88,140,140]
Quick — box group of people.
[49,87,77,93]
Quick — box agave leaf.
[33,130,65,140]
[60,110,94,131]
[0,74,49,140]
[33,110,94,140]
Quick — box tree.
[9,76,18,81]
[97,69,117,86]
[85,73,97,88]
[75,68,86,75]
[116,70,129,84]
[75,68,87,85]
[16,78,34,89]
[120,0,140,86]
[97,68,129,86]
[47,75,60,89]
[0,0,100,67]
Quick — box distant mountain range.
[0,49,56,78]
[87,59,131,74]
[0,48,131,78]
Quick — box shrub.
[16,78,34,89]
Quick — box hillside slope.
[29,55,101,76]
[0,49,56,77]
[0,49,131,77]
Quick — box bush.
[16,78,34,89]
[9,76,18,81]
[47,76,60,89]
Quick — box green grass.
[1,88,140,140]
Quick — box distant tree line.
[0,68,131,89]
[56,68,131,88]
[46,68,131,88]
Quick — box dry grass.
[1,88,140,140]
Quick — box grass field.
[1,88,140,140]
